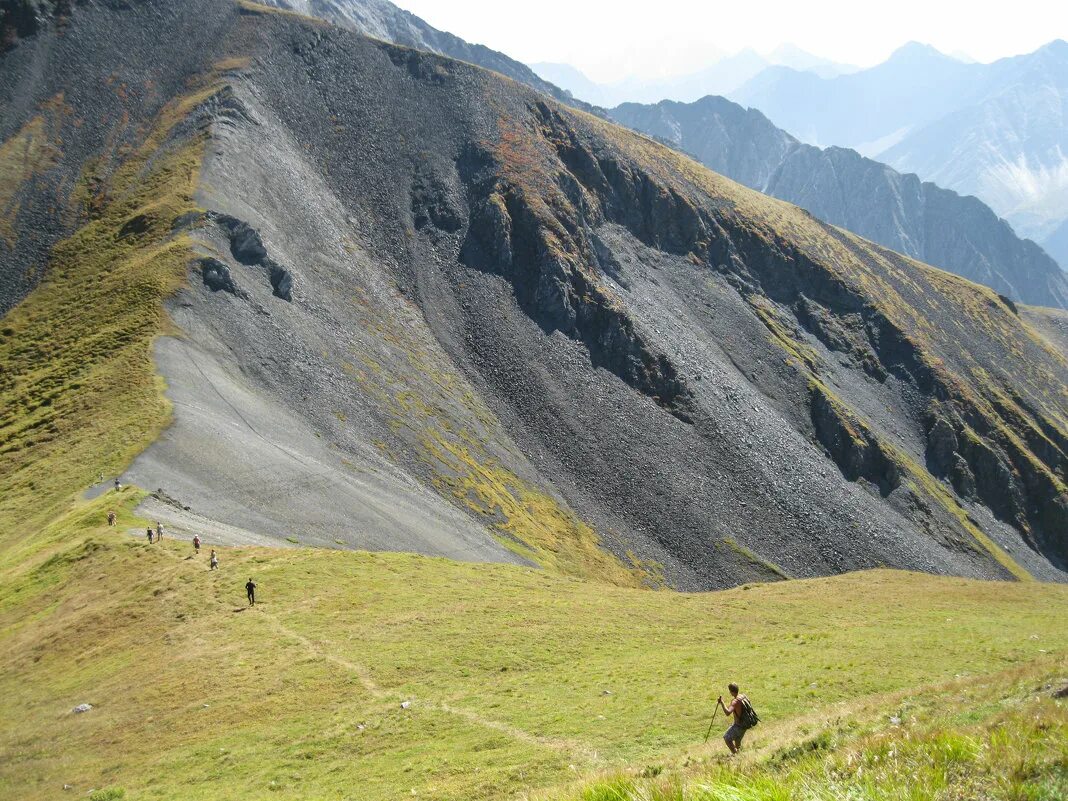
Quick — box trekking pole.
[703,703,719,742]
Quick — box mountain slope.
[255,0,577,105]
[1,0,1066,590]
[730,42,979,150]
[609,95,1068,309]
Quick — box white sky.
[392,0,1068,82]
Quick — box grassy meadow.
[0,490,1065,799]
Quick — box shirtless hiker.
[717,683,759,754]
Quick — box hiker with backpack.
[193,535,201,555]
[717,683,759,754]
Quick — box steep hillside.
[254,0,578,105]
[1,0,1066,589]
[610,95,1068,309]
[0,0,238,314]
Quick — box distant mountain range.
[610,95,1068,310]
[531,45,856,108]
[729,40,1068,270]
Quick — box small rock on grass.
[72,703,92,714]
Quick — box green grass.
[0,491,1065,800]
[569,663,1067,801]
[0,76,215,556]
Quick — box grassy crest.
[0,80,213,555]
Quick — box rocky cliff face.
[611,96,1068,310]
[2,0,1065,587]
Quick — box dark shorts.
[724,723,747,744]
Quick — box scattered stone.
[889,716,901,725]
[265,259,294,301]
[72,703,92,714]
[400,701,411,709]
[214,213,268,265]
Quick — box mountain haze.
[531,47,855,108]
[610,95,1068,310]
[731,40,1068,269]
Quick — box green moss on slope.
[0,75,227,556]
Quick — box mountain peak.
[1036,39,1068,58]
[887,41,952,63]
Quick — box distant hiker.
[107,511,116,527]
[114,478,122,491]
[155,522,164,541]
[146,527,154,544]
[718,683,759,754]
[245,578,257,606]
[193,535,201,555]
[210,549,219,570]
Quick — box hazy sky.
[393,0,1068,82]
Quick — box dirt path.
[262,614,601,764]
[133,497,291,549]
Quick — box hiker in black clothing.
[718,683,759,754]
[146,527,154,544]
[246,578,256,606]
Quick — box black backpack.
[740,697,760,729]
